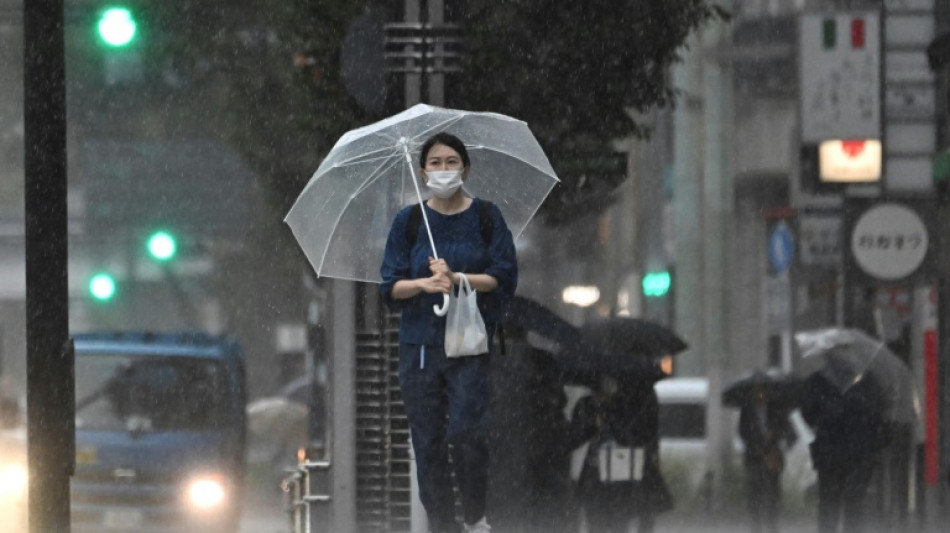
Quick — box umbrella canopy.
[554,353,668,387]
[722,369,802,408]
[794,328,919,424]
[578,317,688,358]
[285,103,559,284]
[549,317,685,384]
[245,396,308,465]
[246,396,308,438]
[279,376,315,406]
[502,296,583,351]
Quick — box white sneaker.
[464,517,491,532]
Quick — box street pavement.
[238,476,289,533]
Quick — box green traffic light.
[98,7,137,47]
[89,273,117,301]
[642,271,671,298]
[147,231,177,261]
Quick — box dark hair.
[419,132,470,168]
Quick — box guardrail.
[281,460,331,533]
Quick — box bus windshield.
[75,353,227,432]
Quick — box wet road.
[238,477,288,533]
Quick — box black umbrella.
[501,298,664,384]
[503,296,584,351]
[554,353,669,387]
[722,369,802,408]
[579,317,688,358]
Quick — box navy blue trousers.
[398,343,490,533]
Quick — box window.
[75,353,227,432]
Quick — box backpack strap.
[477,200,494,246]
[406,203,423,245]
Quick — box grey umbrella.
[794,328,919,424]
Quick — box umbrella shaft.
[404,146,439,259]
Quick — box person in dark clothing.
[566,374,673,533]
[800,374,890,533]
[738,386,797,533]
[523,349,575,533]
[380,132,518,533]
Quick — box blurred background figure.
[737,384,797,533]
[801,374,890,533]
[567,373,672,533]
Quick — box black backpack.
[405,200,507,354]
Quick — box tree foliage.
[133,0,722,222]
[453,0,724,221]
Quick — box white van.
[654,377,816,509]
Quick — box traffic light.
[642,270,671,298]
[146,230,177,261]
[96,6,143,85]
[88,273,117,301]
[97,7,137,48]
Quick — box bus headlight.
[0,464,27,499]
[186,477,226,510]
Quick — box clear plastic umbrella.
[285,103,559,298]
[793,328,919,425]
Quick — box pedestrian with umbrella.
[723,370,799,533]
[555,316,688,379]
[794,328,918,533]
[565,370,673,533]
[286,104,558,533]
[380,131,517,533]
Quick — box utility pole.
[23,1,73,531]
[671,0,734,510]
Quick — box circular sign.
[851,203,928,280]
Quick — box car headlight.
[186,476,226,510]
[0,464,27,499]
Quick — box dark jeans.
[816,456,877,533]
[399,343,490,533]
[745,462,780,533]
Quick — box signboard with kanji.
[800,12,881,142]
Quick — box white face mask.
[424,170,464,198]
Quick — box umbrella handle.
[434,294,449,316]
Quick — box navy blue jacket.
[379,198,517,347]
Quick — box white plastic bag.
[444,273,488,357]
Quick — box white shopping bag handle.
[403,142,449,316]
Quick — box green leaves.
[453,0,723,221]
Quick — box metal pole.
[23,0,73,531]
[427,0,444,106]
[404,0,421,106]
[405,4,426,530]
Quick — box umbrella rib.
[329,146,402,169]
[352,156,403,196]
[411,115,468,141]
[314,154,405,275]
[467,145,560,180]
